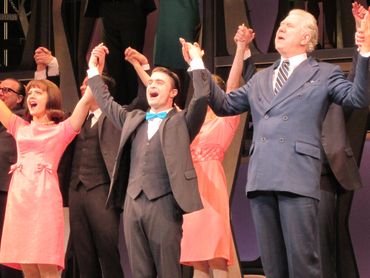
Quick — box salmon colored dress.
[0,115,77,270]
[180,112,240,265]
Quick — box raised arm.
[68,85,93,132]
[87,43,129,129]
[227,24,255,92]
[0,100,14,129]
[125,47,151,87]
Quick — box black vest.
[126,121,171,200]
[70,121,110,190]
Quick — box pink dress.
[180,113,240,265]
[0,115,77,270]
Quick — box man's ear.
[301,33,310,45]
[170,88,178,98]
[17,95,24,105]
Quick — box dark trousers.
[100,1,147,105]
[319,175,359,278]
[123,192,183,278]
[69,184,123,278]
[0,192,23,278]
[249,191,321,278]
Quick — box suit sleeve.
[329,54,370,109]
[88,75,127,129]
[185,69,209,140]
[208,69,252,116]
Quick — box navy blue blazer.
[208,54,370,200]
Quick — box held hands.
[355,7,370,53]
[234,24,255,50]
[352,2,367,29]
[179,37,204,65]
[34,47,55,71]
[124,47,149,68]
[89,43,109,74]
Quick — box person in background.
[83,0,156,105]
[318,3,370,278]
[0,78,93,277]
[34,47,60,86]
[68,74,124,278]
[180,25,255,278]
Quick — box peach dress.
[180,112,240,265]
[0,115,77,270]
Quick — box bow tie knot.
[145,111,168,120]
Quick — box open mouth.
[28,100,38,109]
[150,92,159,98]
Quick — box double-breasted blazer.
[88,69,209,211]
[208,55,370,200]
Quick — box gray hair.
[289,9,318,52]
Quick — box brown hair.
[25,79,65,123]
[212,74,226,91]
[152,67,181,94]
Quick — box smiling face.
[146,69,178,112]
[274,9,317,58]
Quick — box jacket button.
[261,137,266,142]
[279,137,285,143]
[264,115,269,120]
[282,115,288,121]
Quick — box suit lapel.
[266,57,319,113]
[159,108,177,144]
[259,61,278,105]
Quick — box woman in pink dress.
[179,27,255,277]
[0,79,92,277]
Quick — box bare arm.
[226,25,255,92]
[0,99,14,129]
[125,47,151,87]
[68,86,93,131]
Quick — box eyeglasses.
[0,87,19,95]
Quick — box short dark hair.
[152,67,181,95]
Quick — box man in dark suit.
[68,76,124,278]
[318,4,370,277]
[84,0,156,105]
[186,8,370,278]
[86,41,208,278]
[0,79,25,278]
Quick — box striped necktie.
[274,60,290,95]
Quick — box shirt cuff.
[189,58,205,71]
[47,57,59,76]
[142,64,150,71]
[87,68,100,78]
[34,69,47,80]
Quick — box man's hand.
[89,43,109,74]
[234,24,255,49]
[179,37,204,65]
[34,47,54,71]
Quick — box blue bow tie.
[145,111,168,120]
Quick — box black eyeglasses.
[0,87,19,95]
